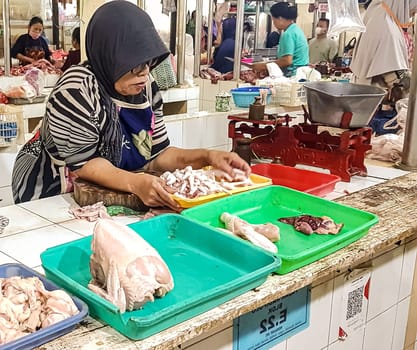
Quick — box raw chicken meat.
[278,215,343,235]
[0,276,79,345]
[88,219,174,313]
[220,213,279,254]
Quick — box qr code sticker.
[346,286,364,320]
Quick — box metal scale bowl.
[228,82,386,182]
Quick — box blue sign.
[233,286,310,350]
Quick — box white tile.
[59,216,143,236]
[0,205,52,237]
[0,152,17,187]
[287,280,333,350]
[367,247,403,321]
[182,117,204,149]
[334,176,385,195]
[0,251,18,264]
[208,145,230,152]
[392,297,410,350]
[187,99,200,113]
[181,323,232,348]
[203,79,220,102]
[328,329,364,350]
[270,340,287,350]
[399,240,417,300]
[0,186,14,207]
[186,86,200,100]
[18,194,78,223]
[201,99,216,113]
[183,326,232,350]
[165,120,183,147]
[363,306,396,350]
[0,224,82,268]
[167,88,187,102]
[329,273,346,343]
[58,219,96,236]
[203,115,229,148]
[365,164,409,180]
[415,340,417,350]
[32,265,45,276]
[323,191,346,200]
[112,216,143,226]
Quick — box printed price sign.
[233,286,310,350]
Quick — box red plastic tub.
[251,163,340,197]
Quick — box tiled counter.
[1,164,416,350]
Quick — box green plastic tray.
[40,214,280,340]
[182,186,378,274]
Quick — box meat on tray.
[0,276,79,345]
[160,166,252,199]
[278,215,343,235]
[220,212,279,254]
[88,219,174,313]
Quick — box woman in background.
[61,27,81,72]
[252,2,308,77]
[11,16,52,65]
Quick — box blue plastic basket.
[230,87,271,108]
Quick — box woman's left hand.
[207,150,251,180]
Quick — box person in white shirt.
[308,18,338,64]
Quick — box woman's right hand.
[133,173,182,212]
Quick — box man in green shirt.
[253,2,309,77]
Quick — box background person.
[350,0,417,88]
[11,16,53,65]
[211,17,236,73]
[252,2,309,77]
[12,1,250,210]
[61,27,81,72]
[308,18,338,64]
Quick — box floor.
[0,159,410,275]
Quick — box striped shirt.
[12,65,170,203]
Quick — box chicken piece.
[88,219,174,313]
[220,213,278,254]
[278,215,343,235]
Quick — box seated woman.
[61,27,81,72]
[210,17,236,74]
[11,16,53,65]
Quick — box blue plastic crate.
[231,87,271,108]
[0,263,88,350]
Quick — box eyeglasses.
[130,58,159,76]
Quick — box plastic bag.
[328,0,365,35]
[24,68,45,96]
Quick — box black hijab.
[84,1,170,166]
[85,1,170,102]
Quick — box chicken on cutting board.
[88,219,174,313]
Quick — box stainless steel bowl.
[304,82,386,128]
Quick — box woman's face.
[114,65,150,96]
[29,23,43,40]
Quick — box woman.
[350,0,417,88]
[11,16,52,65]
[253,2,309,77]
[61,27,81,72]
[211,17,237,74]
[12,1,250,210]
